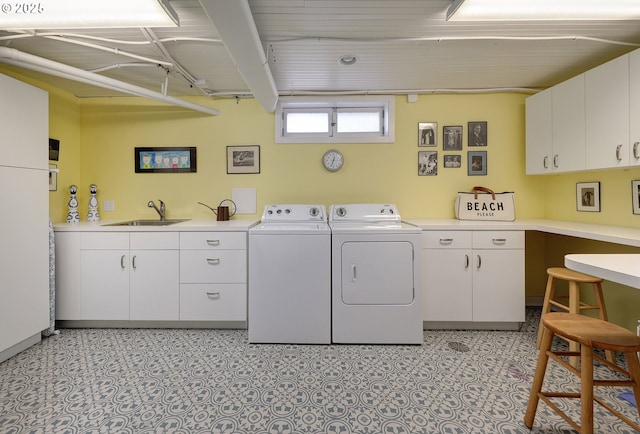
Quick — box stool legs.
[536,274,556,348]
[580,343,594,433]
[591,282,615,364]
[525,325,554,428]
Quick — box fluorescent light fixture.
[0,0,179,29]
[446,0,640,21]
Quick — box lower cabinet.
[55,229,247,324]
[422,230,525,326]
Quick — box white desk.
[565,254,640,289]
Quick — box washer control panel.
[329,203,401,223]
[261,204,327,222]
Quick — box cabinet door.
[552,74,586,172]
[130,250,179,320]
[423,249,472,321]
[81,250,130,320]
[525,89,553,174]
[585,55,630,169]
[629,49,640,167]
[472,249,524,322]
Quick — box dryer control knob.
[336,207,347,217]
[309,207,319,217]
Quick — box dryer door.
[340,241,414,305]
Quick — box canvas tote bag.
[455,186,515,221]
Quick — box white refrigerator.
[0,73,50,361]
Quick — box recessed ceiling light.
[446,0,640,21]
[339,55,357,66]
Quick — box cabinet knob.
[464,254,469,268]
[206,291,220,298]
[476,255,482,269]
[616,144,622,161]
[634,142,640,159]
[206,239,220,246]
[206,258,220,265]
[553,155,559,168]
[120,255,126,269]
[492,238,507,245]
[543,156,548,169]
[439,238,453,244]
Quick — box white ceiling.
[1,0,639,113]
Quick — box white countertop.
[565,254,640,289]
[407,218,640,248]
[53,219,259,232]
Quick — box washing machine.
[329,203,423,344]
[248,204,331,344]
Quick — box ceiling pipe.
[0,47,220,116]
[199,0,278,113]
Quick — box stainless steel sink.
[103,219,190,227]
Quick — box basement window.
[275,96,395,144]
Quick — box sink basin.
[104,219,190,227]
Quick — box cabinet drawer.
[130,232,179,249]
[422,231,472,249]
[180,232,246,250]
[81,232,129,249]
[180,284,246,321]
[180,250,247,283]
[472,231,524,249]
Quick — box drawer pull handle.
[492,238,507,244]
[477,255,481,269]
[132,255,137,269]
[543,156,548,169]
[616,144,622,161]
[206,292,220,298]
[120,255,126,269]
[553,154,559,168]
[206,239,220,246]
[439,238,453,244]
[207,258,220,265]
[634,142,640,159]
[464,254,469,268]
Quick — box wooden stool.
[525,313,640,434]
[537,267,614,365]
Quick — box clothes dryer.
[248,204,331,343]
[329,203,423,344]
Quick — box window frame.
[275,95,395,144]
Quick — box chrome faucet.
[148,200,166,221]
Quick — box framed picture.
[468,121,487,146]
[633,180,640,215]
[49,164,57,191]
[418,151,437,176]
[418,122,437,147]
[443,154,462,168]
[134,147,197,173]
[49,138,60,161]
[227,145,260,174]
[576,182,600,212]
[443,125,462,150]
[467,151,487,175]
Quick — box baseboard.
[0,332,41,363]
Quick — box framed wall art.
[468,151,487,176]
[443,125,462,150]
[576,181,600,212]
[227,145,260,174]
[418,151,437,176]
[443,154,461,168]
[134,147,197,173]
[468,121,487,146]
[418,122,437,147]
[632,180,640,215]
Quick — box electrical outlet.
[103,200,114,211]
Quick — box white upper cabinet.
[629,49,640,167]
[585,54,630,169]
[525,88,553,174]
[525,75,585,174]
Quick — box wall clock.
[322,149,344,172]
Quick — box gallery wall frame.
[418,122,437,147]
[576,181,600,212]
[443,125,463,150]
[418,151,438,176]
[467,151,487,176]
[227,145,260,174]
[468,121,488,146]
[632,180,640,215]
[134,147,197,173]
[443,154,462,168]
